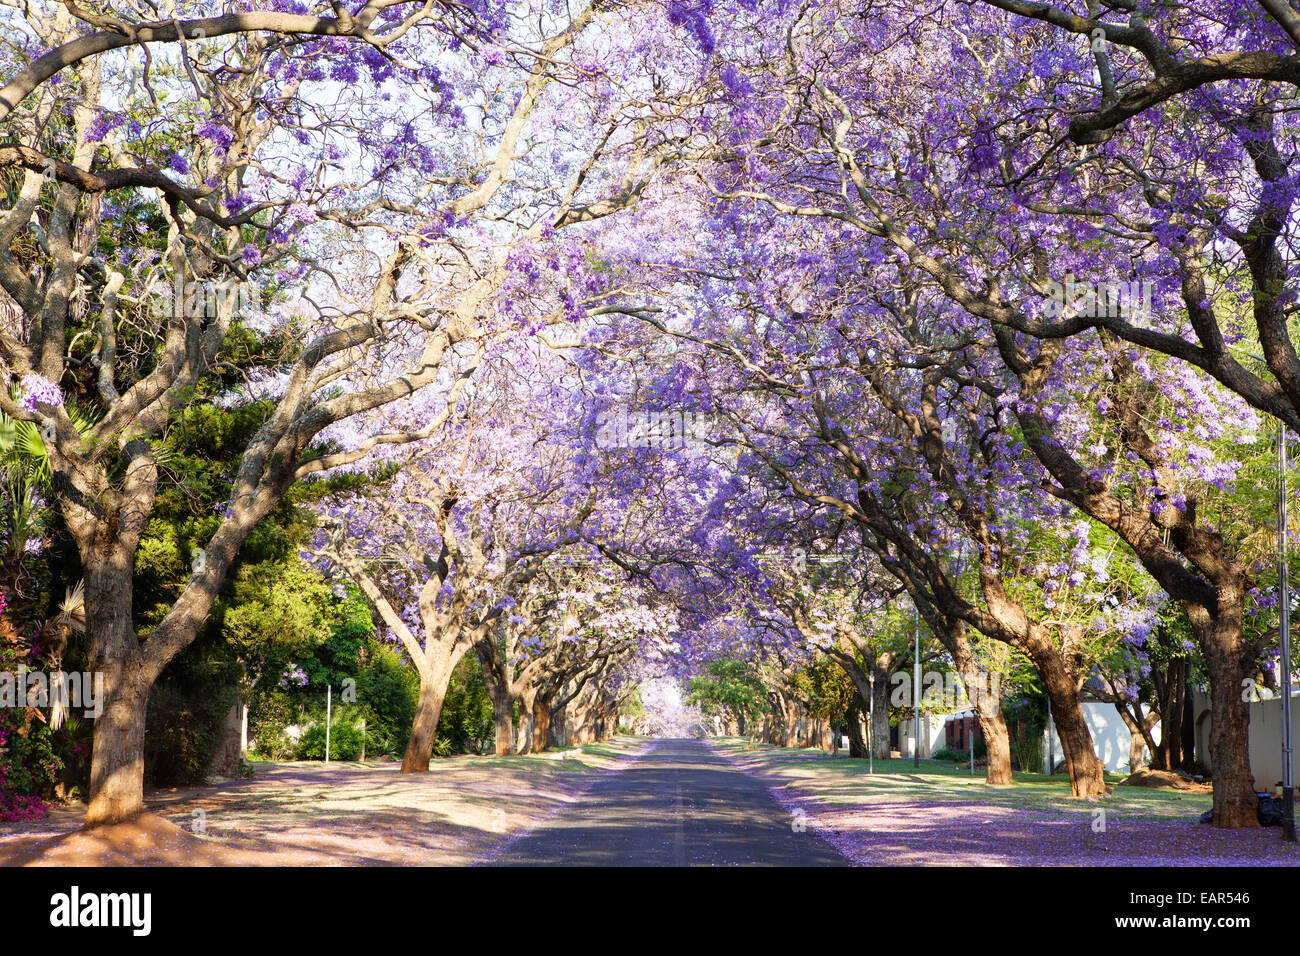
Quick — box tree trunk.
[1180,686,1197,773]
[977,702,1013,786]
[945,621,1012,786]
[821,718,837,755]
[492,689,514,756]
[548,703,566,749]
[1152,656,1186,770]
[532,694,552,753]
[1116,706,1148,773]
[1205,651,1259,828]
[84,559,150,828]
[85,662,150,827]
[402,672,449,773]
[1032,641,1107,798]
[783,698,799,747]
[516,688,537,754]
[870,673,890,758]
[846,701,868,758]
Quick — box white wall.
[1245,691,1300,789]
[1046,702,1159,774]
[1190,687,1299,789]
[898,713,946,757]
[1091,702,1149,773]
[915,702,1158,773]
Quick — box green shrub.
[435,655,492,754]
[1012,731,1044,773]
[145,682,236,786]
[249,723,295,761]
[356,644,419,757]
[0,714,60,818]
[932,747,965,761]
[141,623,241,787]
[973,737,987,759]
[52,712,93,796]
[1003,692,1048,772]
[295,720,364,761]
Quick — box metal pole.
[868,671,874,775]
[914,607,921,768]
[971,718,975,775]
[325,684,332,765]
[1279,424,1296,842]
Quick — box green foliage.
[221,562,335,689]
[51,712,93,797]
[0,646,61,819]
[794,657,854,723]
[295,716,365,761]
[435,655,493,754]
[688,658,768,728]
[354,642,420,758]
[932,748,965,762]
[144,676,238,787]
[299,587,370,690]
[1004,691,1048,773]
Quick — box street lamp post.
[914,607,921,768]
[1278,424,1296,842]
[868,670,874,775]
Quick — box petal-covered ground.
[709,739,1300,866]
[0,740,641,867]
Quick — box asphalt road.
[494,738,847,866]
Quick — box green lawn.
[713,738,1213,823]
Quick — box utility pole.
[868,670,874,775]
[914,606,921,768]
[325,684,332,765]
[1279,424,1296,842]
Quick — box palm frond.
[57,580,86,634]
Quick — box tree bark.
[846,700,868,758]
[1030,638,1108,798]
[532,693,553,753]
[400,633,475,773]
[1116,706,1149,773]
[1205,650,1259,827]
[516,687,538,754]
[869,673,890,758]
[944,619,1012,786]
[84,662,150,827]
[977,700,1013,786]
[84,557,150,827]
[820,718,837,754]
[1181,686,1197,773]
[1153,658,1186,770]
[402,672,449,773]
[492,688,514,756]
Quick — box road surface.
[493,738,846,866]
